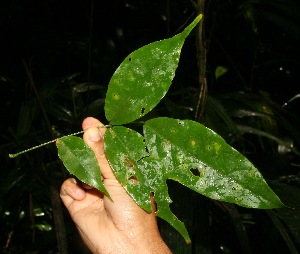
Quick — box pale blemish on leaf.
[113,94,120,100]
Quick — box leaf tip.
[182,14,203,35]
[186,239,192,244]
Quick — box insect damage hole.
[141,107,145,114]
[128,176,138,185]
[190,168,201,177]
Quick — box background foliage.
[1,0,300,253]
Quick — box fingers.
[60,178,86,207]
[82,117,116,180]
[60,178,106,221]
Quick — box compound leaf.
[57,136,110,198]
[105,15,202,125]
[56,15,284,244]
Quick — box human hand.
[60,117,172,254]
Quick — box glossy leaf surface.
[56,136,110,198]
[104,118,284,242]
[144,117,284,209]
[105,15,202,125]
[104,126,190,242]
[56,15,284,243]
[104,126,152,210]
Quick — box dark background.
[1,0,300,253]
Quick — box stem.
[195,0,208,123]
[9,139,57,158]
[9,125,110,158]
[50,185,69,254]
[22,59,53,137]
[87,0,94,83]
[9,130,83,158]
[22,59,70,253]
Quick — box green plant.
[10,15,284,243]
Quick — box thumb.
[82,117,115,180]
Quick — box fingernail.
[71,178,77,184]
[89,128,102,142]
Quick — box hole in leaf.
[128,176,138,185]
[128,57,132,61]
[141,107,145,114]
[190,168,200,177]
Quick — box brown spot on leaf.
[125,158,135,171]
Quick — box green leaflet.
[104,126,190,242]
[105,15,202,125]
[104,126,152,211]
[56,136,110,199]
[144,117,284,209]
[104,118,284,243]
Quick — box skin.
[60,117,172,254]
